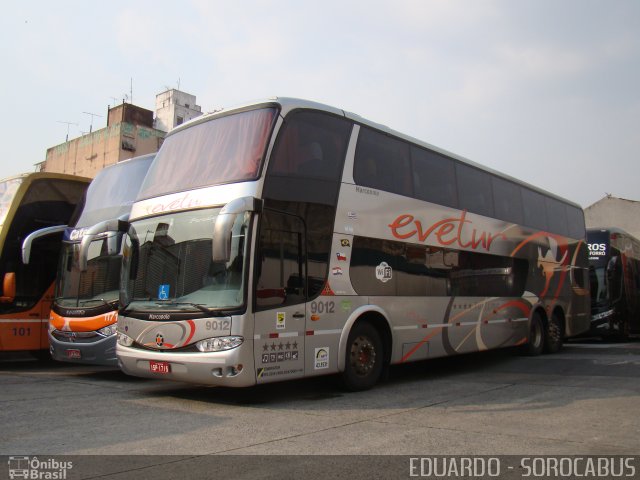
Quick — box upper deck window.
[138,107,278,200]
[456,163,494,218]
[411,146,457,208]
[354,127,412,196]
[268,110,352,181]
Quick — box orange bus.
[24,155,154,365]
[0,172,89,356]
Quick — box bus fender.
[337,304,392,372]
[528,302,548,325]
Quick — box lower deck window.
[350,236,527,297]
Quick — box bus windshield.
[0,178,23,227]
[120,208,249,314]
[55,236,122,308]
[590,265,608,306]
[137,107,278,200]
[76,156,154,228]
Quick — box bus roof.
[0,171,91,184]
[167,96,582,210]
[587,227,640,241]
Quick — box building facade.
[41,89,202,178]
[585,195,640,239]
[154,89,202,133]
[42,103,165,178]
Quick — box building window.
[176,116,184,126]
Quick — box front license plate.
[149,360,171,374]
[66,349,81,359]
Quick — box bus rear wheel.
[341,322,384,391]
[523,312,545,356]
[544,312,564,353]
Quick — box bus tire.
[523,312,545,356]
[544,312,564,354]
[341,322,384,391]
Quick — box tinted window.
[354,127,412,196]
[456,163,494,217]
[492,177,523,225]
[522,188,548,230]
[566,205,586,239]
[545,197,568,236]
[255,210,306,310]
[411,146,458,208]
[269,110,351,181]
[140,108,277,199]
[351,236,527,297]
[350,237,399,296]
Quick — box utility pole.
[57,121,78,142]
[82,111,102,133]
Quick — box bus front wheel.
[341,322,384,391]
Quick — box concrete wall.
[44,122,164,178]
[585,196,640,239]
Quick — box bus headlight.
[117,331,134,347]
[98,324,118,336]
[196,336,244,352]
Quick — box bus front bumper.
[48,332,118,367]
[117,343,255,387]
[590,308,615,334]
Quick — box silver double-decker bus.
[85,97,589,390]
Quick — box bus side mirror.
[212,197,261,263]
[22,225,68,264]
[0,272,16,303]
[79,216,130,271]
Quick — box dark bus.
[587,228,640,338]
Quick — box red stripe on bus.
[400,328,443,363]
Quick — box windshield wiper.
[78,298,118,308]
[155,301,213,315]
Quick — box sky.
[1,0,638,208]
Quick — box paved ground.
[1,339,639,460]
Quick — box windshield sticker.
[276,312,285,330]
[376,262,393,283]
[341,239,350,247]
[332,267,343,276]
[336,252,347,261]
[158,284,170,300]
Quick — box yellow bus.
[0,172,89,356]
